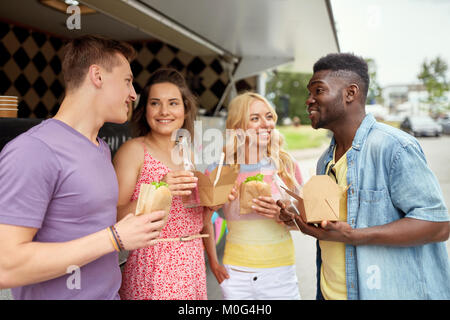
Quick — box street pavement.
[416,136,450,259]
[1,136,449,300]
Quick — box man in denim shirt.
[289,53,450,299]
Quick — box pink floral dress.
[119,147,206,300]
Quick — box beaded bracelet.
[111,225,125,251]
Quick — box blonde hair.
[225,92,299,190]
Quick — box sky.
[330,0,450,88]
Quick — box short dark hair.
[131,68,197,137]
[62,35,136,92]
[313,53,369,101]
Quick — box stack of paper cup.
[0,96,18,117]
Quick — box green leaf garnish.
[151,181,169,189]
[244,173,264,183]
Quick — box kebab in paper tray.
[135,181,173,216]
[281,175,349,224]
[194,153,239,207]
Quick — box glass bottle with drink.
[272,170,301,231]
[179,136,200,208]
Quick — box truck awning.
[82,0,340,79]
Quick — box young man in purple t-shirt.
[0,35,168,299]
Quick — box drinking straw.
[213,152,225,187]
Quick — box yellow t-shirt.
[223,219,295,268]
[319,148,349,300]
[219,162,296,269]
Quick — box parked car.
[437,118,450,135]
[400,116,442,137]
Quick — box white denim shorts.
[220,264,301,300]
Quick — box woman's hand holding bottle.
[161,171,198,197]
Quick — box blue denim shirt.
[315,113,450,300]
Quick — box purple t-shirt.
[0,119,121,300]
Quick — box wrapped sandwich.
[135,181,172,216]
[239,173,272,214]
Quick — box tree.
[417,56,449,114]
[365,58,383,105]
[265,71,312,125]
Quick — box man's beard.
[316,95,345,129]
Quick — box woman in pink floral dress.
[113,68,208,299]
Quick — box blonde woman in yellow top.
[202,92,304,299]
